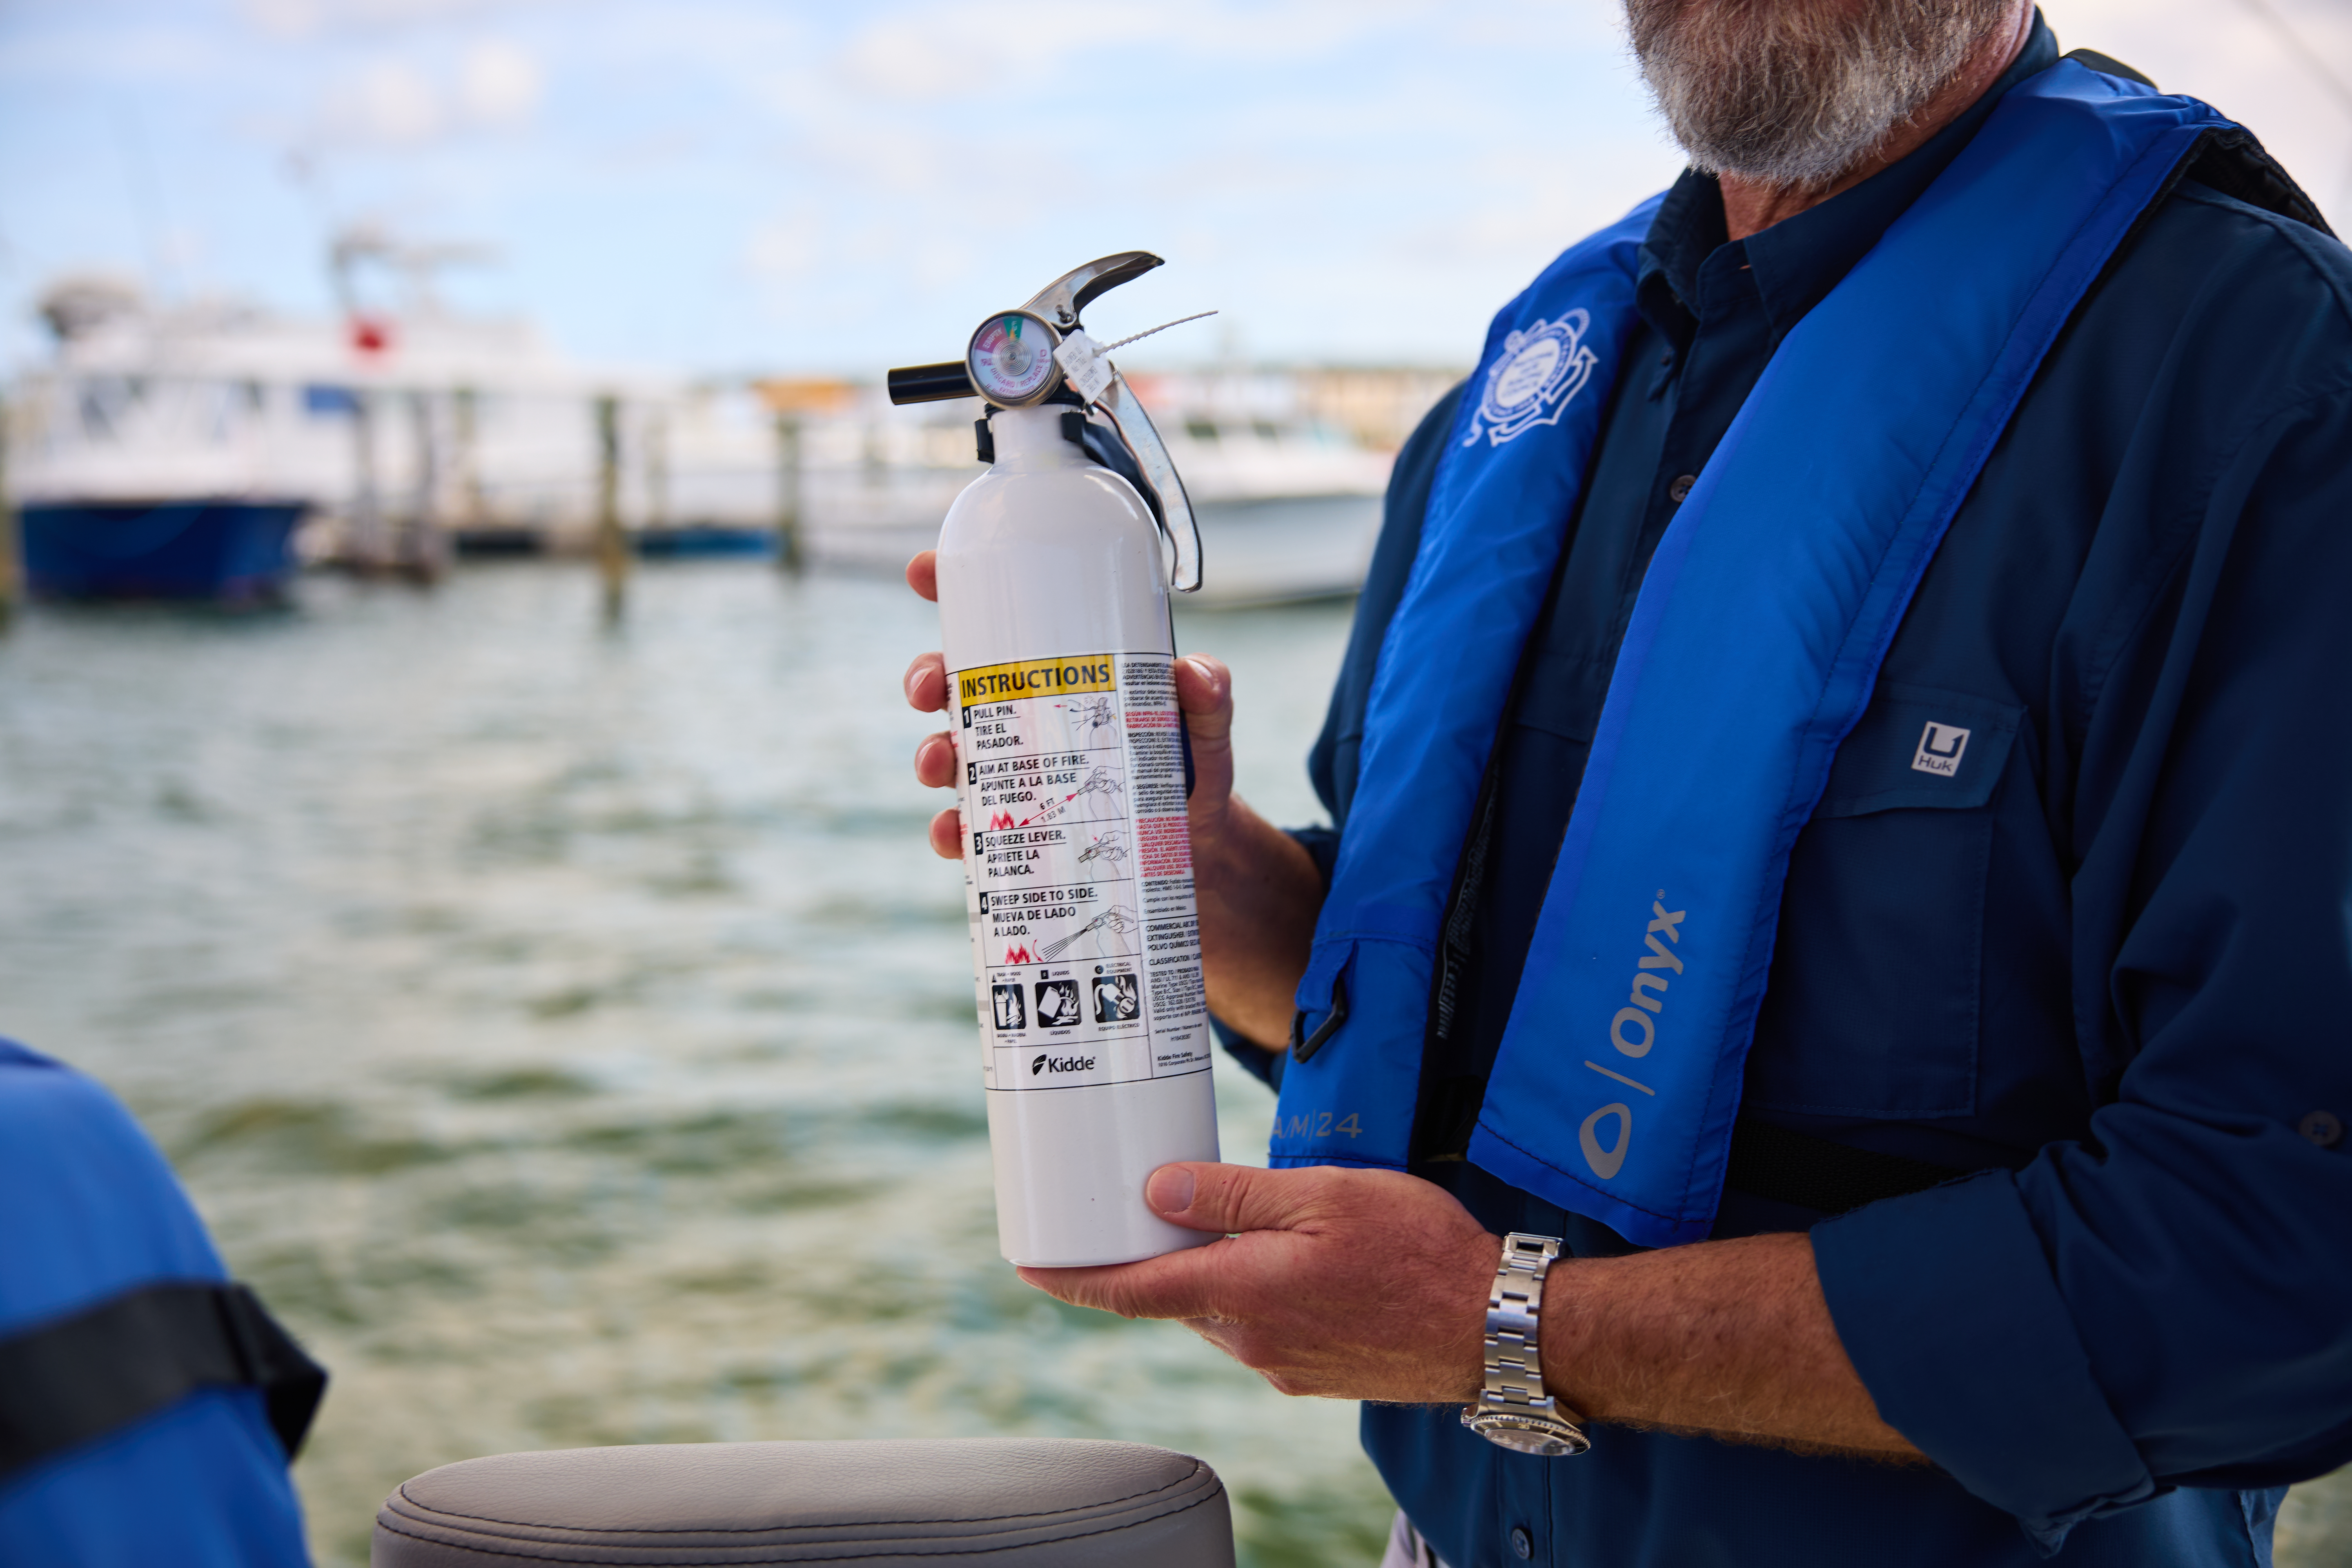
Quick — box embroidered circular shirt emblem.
[1466,310,1600,447]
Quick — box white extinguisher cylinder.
[936,404,1221,1267]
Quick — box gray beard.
[1626,0,2013,191]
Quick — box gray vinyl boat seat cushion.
[372,1437,1235,1567]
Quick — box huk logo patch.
[1464,310,1599,447]
[1911,722,1971,777]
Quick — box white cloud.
[352,58,443,142]
[461,38,542,125]
[240,0,550,40]
[309,40,544,145]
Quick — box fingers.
[1145,1162,1329,1236]
[928,805,962,860]
[913,730,958,789]
[905,550,939,603]
[903,651,947,713]
[1018,1247,1233,1323]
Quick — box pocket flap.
[1814,681,2024,819]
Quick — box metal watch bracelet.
[1461,1232,1591,1457]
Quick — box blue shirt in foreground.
[1223,20,2352,1566]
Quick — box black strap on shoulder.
[2062,46,2336,241]
[0,1281,327,1480]
[1724,1117,1987,1215]
[2062,48,2156,89]
[2176,125,2336,238]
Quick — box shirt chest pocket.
[1743,682,2025,1120]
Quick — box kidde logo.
[1031,1053,1098,1076]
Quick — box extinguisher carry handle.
[1088,370,1203,594]
[1020,251,1164,330]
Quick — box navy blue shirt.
[1230,20,2352,1566]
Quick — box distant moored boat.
[19,498,308,604]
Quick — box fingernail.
[1147,1165,1195,1214]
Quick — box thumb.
[1147,1162,1327,1235]
[1174,655,1235,813]
[1173,655,1233,750]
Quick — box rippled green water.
[0,563,1387,1567]
[3,561,2343,1567]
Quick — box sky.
[2,0,2348,380]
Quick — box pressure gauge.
[966,310,1062,405]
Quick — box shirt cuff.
[1810,1170,2162,1554]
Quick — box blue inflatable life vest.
[1269,62,2235,1247]
[0,1041,318,1566]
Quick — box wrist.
[1461,1232,1591,1457]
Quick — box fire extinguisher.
[889,252,1218,1267]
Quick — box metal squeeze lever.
[885,252,1207,593]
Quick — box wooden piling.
[349,387,387,573]
[775,412,804,573]
[594,394,628,620]
[453,385,485,535]
[646,411,671,535]
[0,393,20,630]
[400,388,448,583]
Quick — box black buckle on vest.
[1289,970,1350,1063]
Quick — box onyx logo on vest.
[1911,721,1971,776]
[1579,898,1686,1181]
[1464,310,1601,447]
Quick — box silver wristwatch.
[1461,1232,1591,1457]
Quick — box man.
[905,2,2352,1562]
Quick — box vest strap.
[0,1281,327,1479]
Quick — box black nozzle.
[887,361,977,405]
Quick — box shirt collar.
[1636,12,2062,344]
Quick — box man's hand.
[1019,1162,1501,1402]
[900,550,1321,1044]
[1024,1159,1924,1459]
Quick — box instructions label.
[952,650,1211,1092]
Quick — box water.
[3,561,2345,1567]
[0,562,1388,1568]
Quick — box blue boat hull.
[633,526,773,559]
[20,499,307,603]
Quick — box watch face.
[1466,1413,1591,1458]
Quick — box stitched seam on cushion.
[374,1486,1225,1563]
[395,1468,1199,1535]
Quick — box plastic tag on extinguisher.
[1053,331,1116,404]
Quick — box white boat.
[3,253,1448,604]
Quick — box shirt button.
[1511,1525,1535,1559]
[1668,474,1696,503]
[2300,1110,2344,1147]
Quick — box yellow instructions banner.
[955,656,1119,706]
